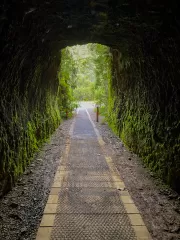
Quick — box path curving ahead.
[36,105,152,240]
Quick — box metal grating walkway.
[51,110,136,240]
[36,108,152,240]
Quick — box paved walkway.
[36,107,152,240]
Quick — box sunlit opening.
[59,43,112,116]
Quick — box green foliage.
[92,44,111,115]
[58,48,79,115]
[60,44,111,107]
[61,44,96,102]
[73,80,95,101]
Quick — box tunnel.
[0,0,180,198]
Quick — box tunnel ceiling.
[1,1,180,60]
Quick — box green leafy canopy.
[60,43,112,115]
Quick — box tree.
[59,43,112,113]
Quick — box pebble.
[17,181,26,186]
[158,202,164,206]
[9,202,18,208]
[168,194,178,199]
[9,214,22,221]
[21,227,27,234]
[117,187,126,191]
[174,207,180,213]
[170,225,180,233]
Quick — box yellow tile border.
[50,187,61,195]
[113,181,126,189]
[133,226,152,240]
[111,174,123,182]
[40,214,56,227]
[44,204,58,214]
[120,195,134,204]
[57,166,66,171]
[51,182,62,188]
[124,203,140,214]
[36,119,76,240]
[128,214,145,226]
[36,227,53,240]
[47,195,58,204]
[98,137,105,146]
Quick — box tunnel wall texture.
[0,1,69,195]
[108,39,180,192]
[0,50,62,196]
[0,0,180,195]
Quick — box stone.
[21,227,27,234]
[10,202,18,208]
[9,214,22,221]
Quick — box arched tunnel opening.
[0,3,180,237]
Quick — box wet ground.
[0,102,180,240]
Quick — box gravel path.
[0,119,73,240]
[88,106,180,240]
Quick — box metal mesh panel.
[56,188,126,214]
[51,214,137,240]
[50,110,137,240]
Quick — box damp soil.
[88,108,180,240]
[0,119,73,240]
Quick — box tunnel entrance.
[60,43,111,116]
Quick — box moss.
[0,53,74,196]
[107,47,180,193]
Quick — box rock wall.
[0,48,62,196]
[108,37,180,192]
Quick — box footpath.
[36,107,152,240]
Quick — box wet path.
[36,108,152,240]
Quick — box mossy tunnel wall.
[0,1,180,196]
